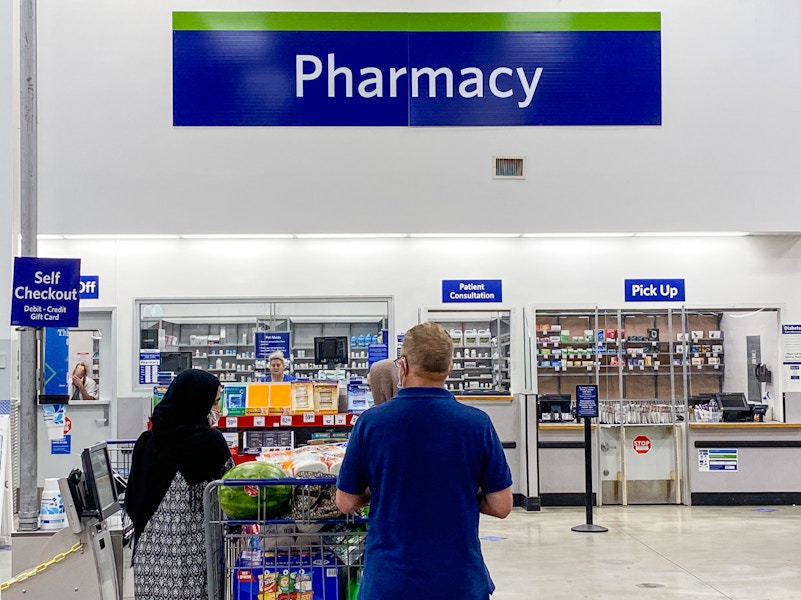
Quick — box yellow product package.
[313,381,340,414]
[290,381,315,414]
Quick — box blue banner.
[367,343,389,367]
[255,332,291,359]
[43,328,70,398]
[51,434,71,455]
[11,257,81,327]
[625,279,685,302]
[80,276,100,299]
[173,19,661,127]
[443,279,502,303]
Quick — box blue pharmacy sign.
[139,351,161,385]
[173,12,662,127]
[442,279,502,303]
[255,332,291,359]
[42,328,70,403]
[367,343,389,367]
[624,279,685,302]
[11,257,81,327]
[79,276,100,299]
[576,385,598,418]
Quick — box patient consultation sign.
[173,12,662,127]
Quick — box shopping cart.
[105,439,137,544]
[106,439,137,480]
[204,476,367,600]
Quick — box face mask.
[208,408,220,427]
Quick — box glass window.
[136,298,392,386]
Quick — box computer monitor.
[314,336,348,366]
[716,392,749,411]
[80,442,120,521]
[160,351,192,376]
[715,392,751,422]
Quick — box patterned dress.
[133,459,233,600]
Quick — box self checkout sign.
[11,257,81,327]
[625,279,685,302]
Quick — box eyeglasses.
[394,356,407,367]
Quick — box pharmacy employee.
[264,351,296,382]
[69,362,98,400]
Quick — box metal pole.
[18,0,39,531]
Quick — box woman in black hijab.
[125,369,232,600]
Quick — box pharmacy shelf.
[217,414,359,429]
[178,343,253,348]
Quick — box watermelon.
[219,461,291,520]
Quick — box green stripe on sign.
[172,12,660,32]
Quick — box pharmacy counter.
[537,423,595,506]
[460,394,540,510]
[687,422,801,505]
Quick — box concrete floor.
[480,506,801,600]
[2,505,800,599]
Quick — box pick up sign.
[625,279,685,302]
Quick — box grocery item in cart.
[219,461,291,519]
[233,550,340,600]
[291,469,341,522]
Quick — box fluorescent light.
[294,233,408,239]
[37,234,64,240]
[409,233,521,238]
[522,233,633,238]
[179,234,294,239]
[634,232,749,237]
[62,234,181,240]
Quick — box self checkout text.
[14,270,79,321]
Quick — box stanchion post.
[572,384,607,533]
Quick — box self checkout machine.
[537,394,575,422]
[5,442,121,600]
[716,392,768,422]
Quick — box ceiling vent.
[494,157,525,179]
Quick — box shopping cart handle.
[219,477,338,486]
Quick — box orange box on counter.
[245,383,271,415]
[241,382,292,415]
[269,383,292,413]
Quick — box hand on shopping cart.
[335,487,371,514]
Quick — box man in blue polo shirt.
[336,322,513,600]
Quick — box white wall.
[35,0,801,235]
[40,235,801,399]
